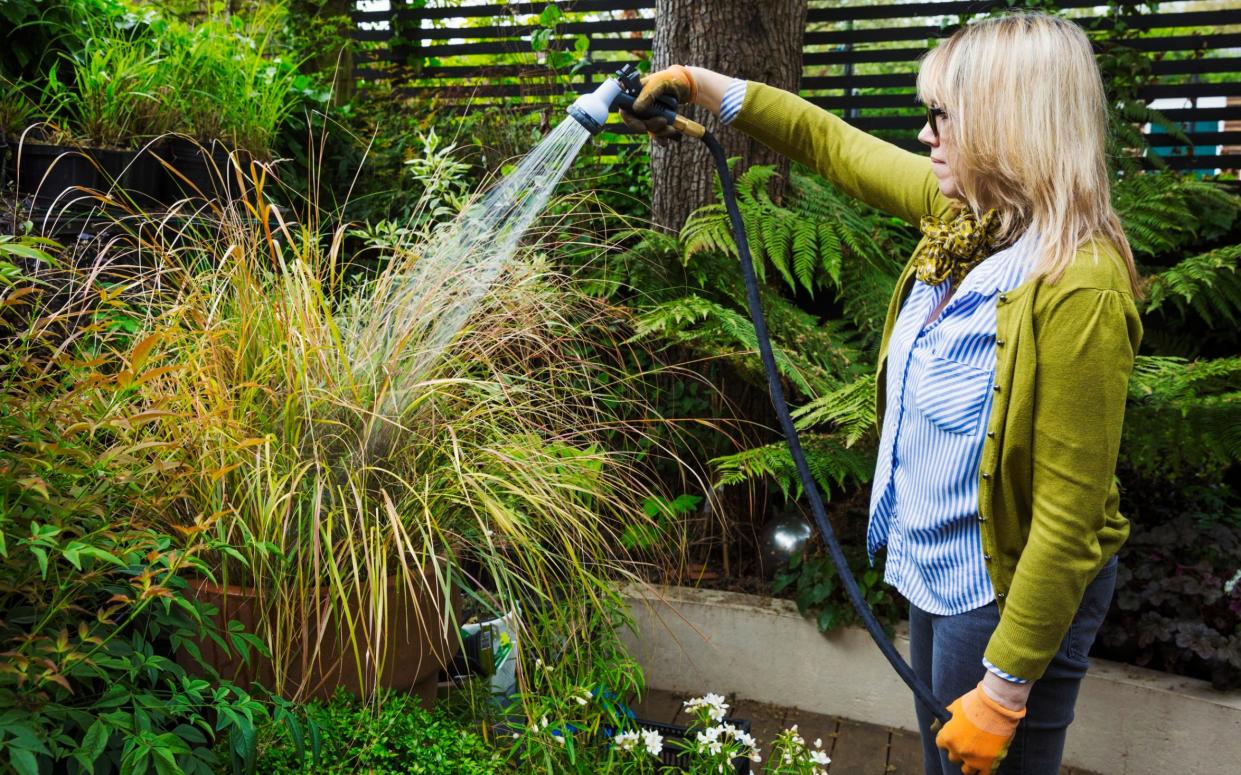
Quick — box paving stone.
[729,698,788,774]
[827,718,890,775]
[884,728,924,773]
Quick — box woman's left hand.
[934,681,1027,774]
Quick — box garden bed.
[620,584,1241,775]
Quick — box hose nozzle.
[567,64,705,138]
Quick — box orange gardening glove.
[618,65,697,144]
[934,682,1026,775]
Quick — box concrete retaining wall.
[620,585,1241,774]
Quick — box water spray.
[568,65,951,724]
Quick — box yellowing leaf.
[125,410,177,427]
[209,463,242,481]
[130,331,161,371]
[135,365,181,384]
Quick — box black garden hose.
[699,129,950,725]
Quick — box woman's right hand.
[618,65,698,144]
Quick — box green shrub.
[254,691,504,775]
[0,242,290,775]
[1099,483,1241,689]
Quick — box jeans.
[909,555,1118,775]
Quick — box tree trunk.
[650,0,807,233]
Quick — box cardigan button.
[996,338,1006,346]
[987,431,996,439]
[981,472,991,479]
[977,514,987,522]
[993,384,1001,393]
[984,553,993,561]
[997,591,1006,599]
[998,293,1008,303]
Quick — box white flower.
[573,693,590,706]
[614,731,639,751]
[811,750,831,765]
[641,728,664,756]
[1226,569,1241,594]
[553,734,565,745]
[684,692,730,722]
[540,716,549,729]
[814,738,823,748]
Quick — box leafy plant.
[621,494,701,552]
[0,249,295,775]
[89,157,676,701]
[401,127,473,233]
[528,3,591,75]
[764,725,832,775]
[253,690,504,774]
[42,30,161,148]
[1122,355,1241,479]
[1114,171,1239,260]
[1098,483,1241,689]
[773,546,903,637]
[0,77,42,138]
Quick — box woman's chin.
[937,179,961,200]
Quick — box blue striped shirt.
[869,230,1037,679]
[720,79,748,124]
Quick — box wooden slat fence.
[351,0,1241,171]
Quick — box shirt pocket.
[913,355,992,435]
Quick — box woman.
[622,12,1142,775]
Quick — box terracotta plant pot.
[183,573,462,704]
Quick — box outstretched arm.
[729,80,952,226]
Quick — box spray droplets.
[344,117,593,411]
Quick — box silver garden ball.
[758,507,813,579]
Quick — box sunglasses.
[926,106,948,139]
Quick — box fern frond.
[791,374,877,446]
[793,222,820,291]
[710,433,874,500]
[629,295,823,396]
[1114,173,1240,259]
[1123,355,1241,478]
[1143,244,1241,327]
[681,204,735,262]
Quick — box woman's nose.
[917,122,938,148]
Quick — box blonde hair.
[916,12,1141,295]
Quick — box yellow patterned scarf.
[914,208,1004,287]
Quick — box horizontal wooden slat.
[407,36,651,58]
[414,0,649,21]
[1151,57,1241,77]
[1157,154,1241,169]
[1144,82,1241,98]
[808,0,1070,23]
[1161,107,1241,122]
[418,18,652,40]
[1145,132,1241,147]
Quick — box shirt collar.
[956,229,1036,298]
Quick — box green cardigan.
[733,82,1142,681]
